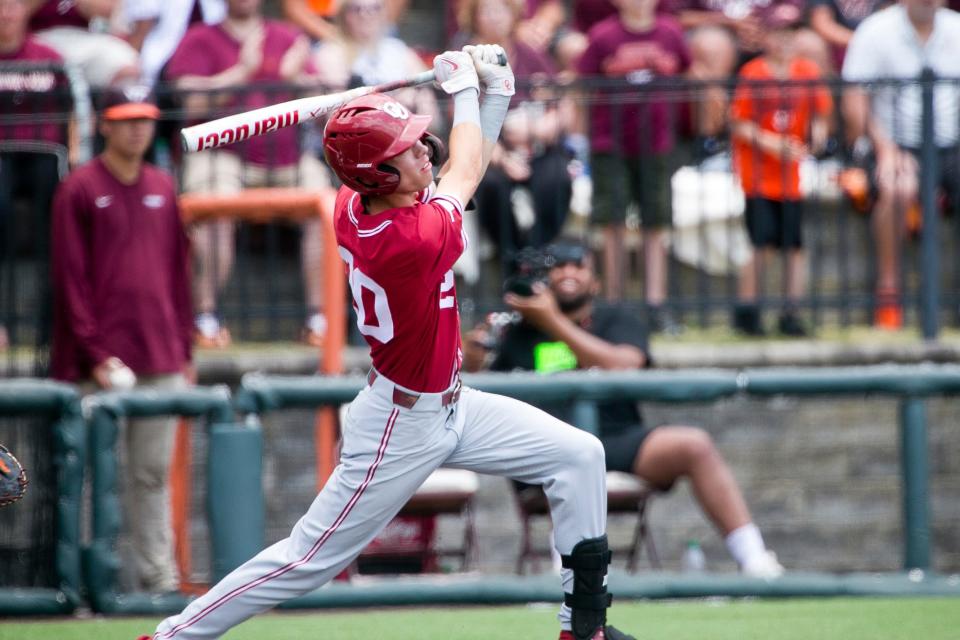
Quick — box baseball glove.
[0,445,28,507]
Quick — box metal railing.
[3,72,960,358]
[236,364,959,574]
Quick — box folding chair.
[514,471,659,574]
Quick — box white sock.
[558,568,573,631]
[725,523,766,567]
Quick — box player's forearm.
[445,90,484,191]
[479,93,511,171]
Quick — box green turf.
[3,597,959,640]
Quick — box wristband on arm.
[479,93,510,143]
[452,88,481,128]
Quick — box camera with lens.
[502,246,556,297]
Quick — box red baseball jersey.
[334,184,467,393]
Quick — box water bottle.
[681,539,707,573]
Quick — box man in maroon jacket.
[50,84,193,594]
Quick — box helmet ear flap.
[421,132,446,166]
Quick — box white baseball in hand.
[108,365,137,391]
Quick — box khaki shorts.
[181,151,330,194]
[590,152,675,228]
[33,27,138,88]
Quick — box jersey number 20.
[339,247,455,343]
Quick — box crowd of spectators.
[2,0,959,352]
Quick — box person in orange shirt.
[281,0,409,41]
[730,4,833,337]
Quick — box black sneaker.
[778,312,808,337]
[648,305,684,336]
[732,304,765,336]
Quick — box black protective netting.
[0,415,58,587]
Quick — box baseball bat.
[180,71,436,153]
[179,51,506,154]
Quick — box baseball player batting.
[144,45,635,640]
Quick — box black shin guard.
[561,535,613,640]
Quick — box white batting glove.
[463,44,515,97]
[433,50,479,95]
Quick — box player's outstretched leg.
[558,535,637,640]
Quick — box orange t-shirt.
[731,57,833,201]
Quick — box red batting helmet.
[323,93,434,196]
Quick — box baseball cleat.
[558,625,637,640]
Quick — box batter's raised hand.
[433,50,479,95]
[463,44,515,97]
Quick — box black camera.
[502,246,556,297]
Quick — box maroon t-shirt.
[573,0,620,33]
[29,0,89,31]
[50,158,193,381]
[0,37,68,144]
[166,21,305,166]
[576,15,690,155]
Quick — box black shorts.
[744,197,803,249]
[599,424,655,473]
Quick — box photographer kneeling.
[463,238,784,577]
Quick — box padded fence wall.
[0,380,84,614]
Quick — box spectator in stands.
[122,0,226,87]
[685,24,736,139]
[27,0,140,88]
[283,0,409,41]
[576,0,689,333]
[449,0,565,51]
[729,3,832,336]
[312,0,437,120]
[0,0,69,353]
[455,0,573,261]
[808,0,883,71]
[841,0,960,329]
[50,84,192,593]
[281,0,339,42]
[670,0,804,85]
[462,238,785,577]
[166,0,331,348]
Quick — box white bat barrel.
[179,89,369,153]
